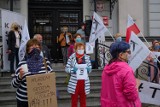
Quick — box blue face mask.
[154,45,159,50]
[76,38,82,43]
[116,37,122,42]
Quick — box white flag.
[128,32,150,71]
[18,20,30,61]
[89,12,108,47]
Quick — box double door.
[29,10,82,62]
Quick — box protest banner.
[128,32,150,72]
[26,73,57,107]
[18,20,30,61]
[89,12,114,47]
[0,9,26,71]
[139,80,160,105]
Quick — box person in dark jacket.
[7,22,21,76]
[34,34,51,61]
[11,39,53,107]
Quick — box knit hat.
[109,41,130,58]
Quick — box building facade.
[0,0,160,61]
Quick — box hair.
[74,42,85,50]
[33,34,42,39]
[62,26,68,32]
[74,33,82,39]
[109,41,130,64]
[114,33,121,39]
[10,22,19,31]
[26,39,42,53]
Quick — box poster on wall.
[0,9,25,71]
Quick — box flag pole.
[140,32,160,63]
[140,32,150,47]
[106,28,115,41]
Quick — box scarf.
[26,48,43,74]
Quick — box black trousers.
[17,100,28,107]
[10,48,19,73]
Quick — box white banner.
[128,32,150,72]
[18,20,30,61]
[139,80,160,105]
[1,9,25,71]
[89,12,108,47]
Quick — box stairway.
[0,68,102,107]
[1,67,160,107]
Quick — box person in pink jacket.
[101,41,141,107]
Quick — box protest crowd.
[1,8,160,107]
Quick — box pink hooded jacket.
[101,61,141,107]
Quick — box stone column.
[118,0,144,36]
[20,0,28,21]
[83,0,90,21]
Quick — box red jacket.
[101,61,141,107]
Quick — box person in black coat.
[33,34,51,61]
[7,22,21,76]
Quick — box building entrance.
[28,0,83,62]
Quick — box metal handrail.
[97,42,159,83]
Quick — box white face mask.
[77,49,84,55]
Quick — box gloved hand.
[73,67,78,73]
[86,67,91,73]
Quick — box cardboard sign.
[26,73,57,107]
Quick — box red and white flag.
[126,15,140,43]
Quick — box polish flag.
[126,15,140,43]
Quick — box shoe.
[11,73,15,77]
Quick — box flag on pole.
[19,20,30,61]
[89,12,108,47]
[128,32,150,72]
[126,15,140,43]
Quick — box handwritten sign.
[26,73,57,107]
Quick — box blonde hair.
[114,33,121,39]
[10,22,19,31]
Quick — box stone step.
[0,105,17,107]
[0,77,12,82]
[0,96,16,105]
[57,96,100,107]
[0,89,16,97]
[0,81,13,89]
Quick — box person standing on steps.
[65,43,92,107]
[7,22,21,77]
[11,39,53,107]
[101,41,141,107]
[58,26,72,66]
[33,34,51,61]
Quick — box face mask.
[76,38,82,43]
[28,48,41,59]
[116,37,122,42]
[14,27,18,31]
[77,49,84,55]
[154,45,159,50]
